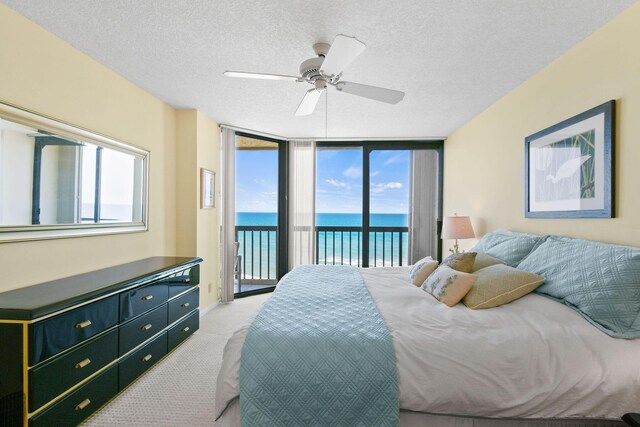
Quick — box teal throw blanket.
[240,265,399,426]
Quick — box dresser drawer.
[168,309,199,352]
[118,332,167,391]
[120,281,168,322]
[165,268,198,299]
[118,304,168,356]
[29,296,119,365]
[29,365,117,427]
[168,288,199,325]
[29,329,118,412]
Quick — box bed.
[214,263,640,426]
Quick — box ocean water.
[236,212,408,227]
[235,212,409,282]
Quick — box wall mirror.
[0,101,149,242]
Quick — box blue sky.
[235,149,279,213]
[316,149,409,214]
[235,148,410,214]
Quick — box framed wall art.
[525,100,614,218]
[201,168,215,209]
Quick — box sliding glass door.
[368,150,411,267]
[234,133,287,296]
[315,141,443,267]
[366,145,442,266]
[315,146,363,266]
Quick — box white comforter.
[215,267,640,421]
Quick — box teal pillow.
[518,236,640,339]
[471,230,547,268]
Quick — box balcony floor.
[235,280,275,295]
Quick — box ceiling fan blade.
[320,34,366,78]
[295,89,322,116]
[224,71,300,81]
[335,81,405,104]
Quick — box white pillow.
[421,265,478,307]
[409,256,439,286]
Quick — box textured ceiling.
[2,1,636,139]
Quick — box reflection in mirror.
[0,109,147,236]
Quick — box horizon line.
[236,212,408,214]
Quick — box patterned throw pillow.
[442,252,477,273]
[409,257,439,286]
[421,265,477,307]
[462,264,544,309]
[471,252,506,272]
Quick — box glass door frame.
[234,131,288,297]
[316,140,445,266]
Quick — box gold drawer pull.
[141,323,153,331]
[75,358,91,369]
[75,320,92,329]
[181,302,190,308]
[182,326,190,333]
[142,295,154,301]
[141,354,153,362]
[75,398,91,411]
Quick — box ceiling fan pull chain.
[325,88,328,139]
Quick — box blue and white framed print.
[525,100,614,218]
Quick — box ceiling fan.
[224,34,405,116]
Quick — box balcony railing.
[235,226,278,290]
[235,225,409,292]
[316,226,409,267]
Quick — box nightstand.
[623,413,640,427]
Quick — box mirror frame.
[0,100,149,243]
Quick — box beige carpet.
[84,294,270,426]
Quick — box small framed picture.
[201,168,215,209]
[525,100,614,218]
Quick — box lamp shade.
[441,216,475,240]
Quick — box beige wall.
[443,3,640,250]
[176,110,221,307]
[196,112,221,306]
[0,4,220,308]
[176,111,198,258]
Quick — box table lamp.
[441,214,475,254]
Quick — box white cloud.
[343,165,361,179]
[325,179,351,189]
[260,191,277,197]
[383,154,404,166]
[370,170,380,177]
[371,181,403,193]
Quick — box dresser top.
[0,256,202,321]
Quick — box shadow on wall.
[472,217,487,238]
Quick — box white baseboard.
[200,300,219,317]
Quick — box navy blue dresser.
[0,256,202,427]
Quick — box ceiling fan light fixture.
[223,33,405,116]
